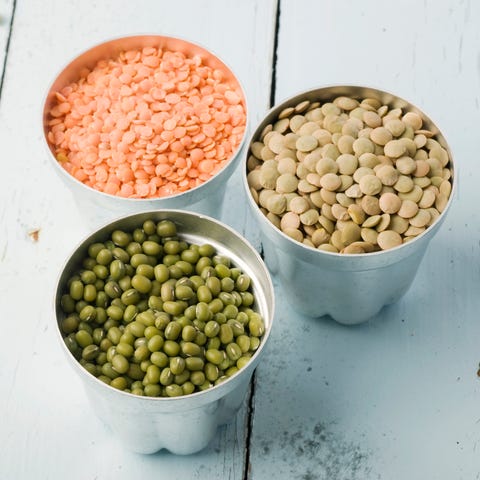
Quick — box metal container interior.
[42,35,249,218]
[243,85,455,325]
[54,210,274,454]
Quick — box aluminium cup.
[243,85,454,325]
[54,210,274,454]
[42,35,249,218]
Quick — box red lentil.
[47,47,246,198]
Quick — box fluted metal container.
[243,85,454,325]
[42,35,248,218]
[54,210,274,454]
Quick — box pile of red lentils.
[46,46,247,198]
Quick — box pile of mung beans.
[59,218,265,397]
[246,95,453,253]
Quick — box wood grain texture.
[248,0,480,478]
[0,1,275,479]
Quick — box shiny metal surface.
[42,35,248,218]
[243,85,455,325]
[54,210,274,454]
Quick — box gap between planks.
[243,1,281,477]
[0,0,17,102]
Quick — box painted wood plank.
[0,1,276,479]
[249,0,480,478]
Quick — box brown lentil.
[247,94,453,252]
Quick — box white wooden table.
[1,1,479,478]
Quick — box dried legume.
[59,219,265,397]
[247,95,453,252]
[47,46,246,198]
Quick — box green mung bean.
[59,218,266,398]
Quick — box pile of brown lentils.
[246,95,452,253]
